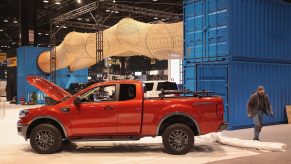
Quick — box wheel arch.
[26,116,67,139]
[156,112,201,136]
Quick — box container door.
[196,64,229,122]
[184,0,229,62]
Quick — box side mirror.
[73,96,82,106]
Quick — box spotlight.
[43,0,49,3]
[105,9,110,12]
[77,0,81,4]
[0,29,3,32]
[13,20,18,24]
[63,26,67,29]
[55,1,61,5]
[77,18,82,21]
[154,17,158,20]
[4,19,8,23]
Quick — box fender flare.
[156,112,201,136]
[28,116,68,137]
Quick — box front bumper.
[219,123,228,131]
[17,124,28,140]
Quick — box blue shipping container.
[183,61,291,129]
[184,0,291,62]
[17,46,88,104]
[183,0,291,129]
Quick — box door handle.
[104,106,114,110]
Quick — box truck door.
[116,83,143,135]
[69,85,118,136]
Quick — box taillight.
[216,102,224,120]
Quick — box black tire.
[162,123,194,155]
[30,124,63,154]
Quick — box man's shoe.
[253,138,260,141]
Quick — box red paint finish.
[18,76,225,140]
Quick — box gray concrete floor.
[0,101,289,164]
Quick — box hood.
[26,76,72,101]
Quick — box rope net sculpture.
[38,18,183,73]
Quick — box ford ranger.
[17,76,226,155]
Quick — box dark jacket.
[247,93,272,117]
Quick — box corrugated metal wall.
[229,61,291,129]
[17,46,88,104]
[230,0,291,61]
[183,0,291,129]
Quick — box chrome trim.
[17,124,29,139]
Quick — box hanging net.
[38,18,183,73]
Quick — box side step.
[69,136,141,142]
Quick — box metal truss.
[52,21,109,30]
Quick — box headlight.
[19,109,30,118]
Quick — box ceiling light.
[114,11,119,14]
[85,19,90,22]
[7,46,10,48]
[77,18,82,21]
[77,0,81,3]
[55,1,61,5]
[105,9,110,12]
[4,19,8,23]
[13,20,18,24]
[38,32,42,35]
[12,42,16,45]
[45,33,49,36]
[113,0,116,3]
[0,29,3,32]
[63,26,67,29]
[154,17,159,20]
[153,0,158,1]
[43,0,49,3]
[1,46,4,48]
[56,25,59,28]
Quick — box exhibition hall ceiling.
[0,0,182,51]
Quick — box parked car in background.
[144,81,178,98]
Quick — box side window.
[144,83,154,91]
[80,85,116,102]
[119,84,136,101]
[157,82,178,91]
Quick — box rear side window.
[157,82,178,91]
[119,84,136,101]
[144,83,154,91]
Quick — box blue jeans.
[253,110,264,140]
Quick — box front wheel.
[162,123,194,155]
[30,124,63,154]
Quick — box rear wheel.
[162,123,194,155]
[30,124,63,154]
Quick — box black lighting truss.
[49,0,182,83]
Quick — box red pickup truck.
[17,76,226,155]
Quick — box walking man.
[247,86,273,141]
